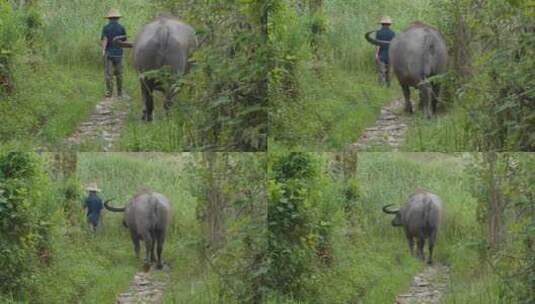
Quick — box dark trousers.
[104,56,123,96]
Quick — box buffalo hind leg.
[407,237,415,256]
[428,229,437,265]
[141,79,154,122]
[156,233,165,270]
[150,231,157,264]
[405,230,414,256]
[143,233,154,271]
[401,84,412,114]
[432,83,440,114]
[419,83,434,119]
[416,237,425,261]
[131,231,140,260]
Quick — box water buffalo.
[382,189,442,264]
[104,190,171,270]
[365,21,448,118]
[115,13,197,121]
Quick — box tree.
[198,152,226,252]
[484,152,505,252]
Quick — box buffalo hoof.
[156,263,163,270]
[427,260,433,265]
[143,263,151,272]
[141,113,153,122]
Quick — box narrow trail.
[65,96,129,151]
[116,267,170,304]
[352,99,408,151]
[395,264,450,304]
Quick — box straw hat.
[86,182,101,192]
[379,16,393,24]
[105,8,122,19]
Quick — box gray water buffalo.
[382,189,442,264]
[115,13,197,121]
[104,190,171,270]
[365,22,448,118]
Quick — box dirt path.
[116,267,170,304]
[352,99,408,151]
[64,96,129,151]
[395,264,450,304]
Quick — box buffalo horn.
[104,199,125,212]
[382,204,399,214]
[112,36,134,48]
[364,31,391,47]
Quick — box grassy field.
[26,152,268,304]
[0,0,152,149]
[30,153,197,303]
[325,153,481,303]
[265,151,518,303]
[0,1,202,151]
[269,0,432,150]
[26,153,231,303]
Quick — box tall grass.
[0,0,154,148]
[264,151,483,303]
[402,101,475,152]
[30,153,223,303]
[269,0,432,150]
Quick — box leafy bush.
[268,153,314,296]
[0,2,22,94]
[0,152,56,298]
[428,0,534,151]
[153,0,268,151]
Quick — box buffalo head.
[382,204,402,226]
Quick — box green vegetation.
[268,0,430,150]
[0,0,149,149]
[0,0,267,151]
[269,0,533,152]
[0,152,266,303]
[266,151,534,303]
[403,0,534,151]
[0,152,56,299]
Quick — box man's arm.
[101,26,108,57]
[101,37,107,57]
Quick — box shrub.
[0,152,56,298]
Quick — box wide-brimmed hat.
[105,8,122,19]
[86,183,101,192]
[379,16,393,24]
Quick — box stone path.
[395,264,450,304]
[352,99,408,151]
[65,96,129,151]
[116,267,169,304]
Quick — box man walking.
[101,8,127,98]
[83,183,103,232]
[374,16,395,86]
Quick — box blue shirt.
[101,20,126,58]
[376,26,395,64]
[84,193,103,225]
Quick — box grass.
[266,152,486,303]
[116,96,188,152]
[28,152,268,304]
[0,62,102,148]
[269,0,433,151]
[270,64,395,151]
[341,153,479,303]
[0,0,194,150]
[401,102,474,152]
[29,153,220,303]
